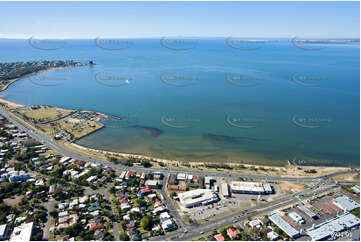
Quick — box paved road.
[157,174,186,233]
[101,183,120,241]
[42,198,56,241]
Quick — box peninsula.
[0,60,93,91]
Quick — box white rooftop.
[306,213,360,241]
[10,222,33,241]
[269,213,300,238]
[333,196,360,211]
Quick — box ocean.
[0,38,359,166]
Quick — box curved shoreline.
[0,65,357,169]
[0,95,357,178]
[1,94,358,169]
[0,64,91,92]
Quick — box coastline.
[0,96,357,174]
[0,65,90,92]
[0,97,24,108]
[0,65,357,174]
[0,95,355,178]
[67,142,354,179]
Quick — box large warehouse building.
[306,213,360,241]
[269,213,301,239]
[230,181,273,195]
[332,196,360,212]
[178,189,219,208]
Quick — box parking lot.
[180,178,280,222]
[280,192,358,240]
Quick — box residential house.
[227,228,239,240]
[214,234,225,241]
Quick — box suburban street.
[42,198,56,241]
[157,174,187,230]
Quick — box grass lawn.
[22,106,73,122]
[141,232,151,239]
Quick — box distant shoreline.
[1,66,72,92]
[0,60,93,92]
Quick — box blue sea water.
[0,38,359,166]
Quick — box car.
[200,231,204,234]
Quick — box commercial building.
[332,196,360,212]
[297,205,317,219]
[288,212,304,224]
[204,176,215,188]
[230,181,273,195]
[269,213,300,239]
[9,222,33,241]
[306,213,360,241]
[178,189,219,208]
[0,224,8,241]
[221,183,230,197]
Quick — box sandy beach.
[0,97,24,108]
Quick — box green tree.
[119,232,129,241]
[169,191,177,198]
[140,215,153,230]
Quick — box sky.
[0,1,359,39]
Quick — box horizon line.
[1,36,360,40]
